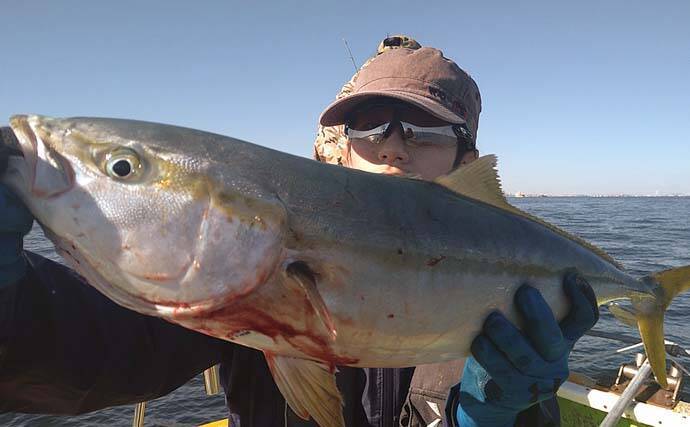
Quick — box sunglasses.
[344,103,473,149]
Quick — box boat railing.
[128,331,688,427]
[584,328,689,427]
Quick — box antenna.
[342,38,358,72]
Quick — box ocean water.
[2,197,689,426]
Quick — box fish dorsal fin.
[435,155,511,210]
[264,353,345,427]
[434,155,621,268]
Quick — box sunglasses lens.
[346,123,389,141]
[345,104,462,148]
[400,123,458,148]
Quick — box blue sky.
[1,1,688,195]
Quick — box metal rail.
[599,359,652,427]
[132,401,146,427]
[204,364,222,395]
[586,329,690,357]
[586,328,688,427]
[130,365,221,426]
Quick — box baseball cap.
[319,47,482,140]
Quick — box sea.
[2,196,689,426]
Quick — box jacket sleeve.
[0,252,228,415]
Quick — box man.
[312,37,597,427]
[0,37,597,426]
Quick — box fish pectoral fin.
[285,261,337,341]
[607,302,639,328]
[264,353,345,427]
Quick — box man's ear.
[338,136,352,167]
[459,150,479,166]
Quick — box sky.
[1,0,688,195]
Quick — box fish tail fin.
[654,265,690,309]
[635,265,690,388]
[636,311,668,387]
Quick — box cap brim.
[319,90,466,127]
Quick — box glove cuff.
[456,405,516,427]
[456,396,517,427]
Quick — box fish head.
[2,115,286,317]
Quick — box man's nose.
[377,127,409,164]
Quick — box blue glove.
[0,184,33,288]
[457,273,599,427]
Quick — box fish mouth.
[0,126,23,177]
[0,126,23,156]
[7,115,75,198]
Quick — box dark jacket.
[0,253,557,426]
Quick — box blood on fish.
[143,273,174,281]
[426,255,446,266]
[189,301,358,367]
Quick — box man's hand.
[456,273,599,427]
[0,184,33,288]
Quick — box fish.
[2,114,689,427]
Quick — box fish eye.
[105,150,141,180]
[111,159,132,177]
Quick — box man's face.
[342,102,476,181]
